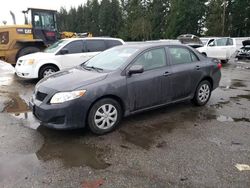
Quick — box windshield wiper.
[86,66,103,72]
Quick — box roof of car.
[121,42,189,50]
[62,37,124,42]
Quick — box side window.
[169,47,196,64]
[40,12,55,30]
[34,14,41,28]
[133,48,166,71]
[85,40,106,52]
[215,38,228,46]
[227,38,233,46]
[105,40,122,48]
[64,40,83,54]
[190,52,199,62]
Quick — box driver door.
[126,48,172,111]
[57,40,86,69]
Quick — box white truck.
[197,37,244,63]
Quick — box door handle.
[195,65,200,70]
[163,71,171,76]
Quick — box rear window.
[105,40,123,48]
[169,47,199,64]
[85,40,106,52]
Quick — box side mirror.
[60,48,69,55]
[128,65,144,75]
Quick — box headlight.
[22,59,35,65]
[50,90,86,104]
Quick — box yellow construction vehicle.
[0,8,58,65]
[60,31,93,39]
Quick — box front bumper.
[15,64,38,79]
[30,95,90,130]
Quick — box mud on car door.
[126,47,172,111]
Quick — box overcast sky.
[0,0,87,25]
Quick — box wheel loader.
[0,8,58,65]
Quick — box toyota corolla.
[30,43,221,134]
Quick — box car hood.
[242,40,250,47]
[196,46,204,51]
[19,52,54,60]
[177,34,203,46]
[37,66,108,91]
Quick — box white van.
[197,37,239,62]
[15,37,125,79]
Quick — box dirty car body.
[30,43,221,134]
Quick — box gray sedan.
[30,43,221,134]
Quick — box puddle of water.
[1,91,29,113]
[220,81,246,90]
[0,89,110,170]
[237,94,250,101]
[233,117,250,123]
[10,112,40,129]
[120,121,175,150]
[210,101,230,109]
[36,127,110,169]
[230,93,250,102]
[231,81,247,88]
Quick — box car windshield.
[82,46,139,71]
[44,40,68,53]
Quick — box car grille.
[36,91,48,101]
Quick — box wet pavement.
[0,60,250,187]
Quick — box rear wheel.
[193,80,212,106]
[221,59,228,64]
[88,98,122,135]
[39,65,59,79]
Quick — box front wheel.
[39,65,58,79]
[193,80,212,106]
[88,98,122,135]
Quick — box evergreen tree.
[166,0,207,38]
[231,0,250,37]
[56,0,250,40]
[99,0,112,36]
[149,0,170,39]
[206,0,225,36]
[124,0,152,41]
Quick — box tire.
[39,65,59,79]
[221,59,228,64]
[17,47,40,59]
[88,98,122,135]
[193,80,212,106]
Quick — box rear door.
[167,46,203,101]
[126,47,172,111]
[83,39,107,60]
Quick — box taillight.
[217,63,222,69]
